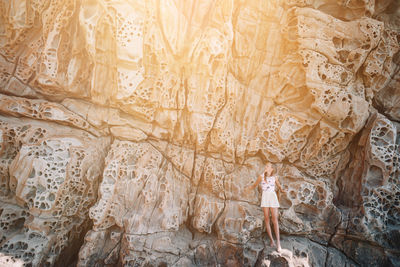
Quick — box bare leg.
[271,207,281,252]
[263,207,275,246]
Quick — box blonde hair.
[264,162,277,175]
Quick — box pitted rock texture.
[0,114,110,265]
[0,0,400,266]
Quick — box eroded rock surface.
[0,0,399,266]
[0,114,110,265]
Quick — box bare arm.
[275,178,284,192]
[246,175,262,191]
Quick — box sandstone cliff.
[0,0,399,266]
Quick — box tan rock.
[256,235,357,267]
[88,140,190,234]
[0,115,110,265]
[0,0,399,266]
[0,95,101,136]
[334,112,400,257]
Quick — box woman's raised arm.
[246,175,262,192]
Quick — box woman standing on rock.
[245,163,284,252]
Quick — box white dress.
[260,174,280,208]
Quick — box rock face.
[0,0,399,266]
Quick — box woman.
[246,163,284,252]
